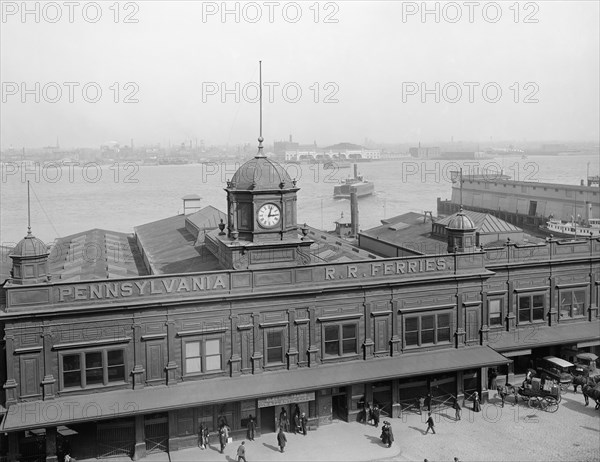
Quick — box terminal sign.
[324,257,449,281]
[57,274,228,303]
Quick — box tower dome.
[447,209,476,230]
[229,154,295,191]
[445,207,477,253]
[9,229,50,285]
[11,232,48,257]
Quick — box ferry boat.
[543,218,600,238]
[333,164,375,199]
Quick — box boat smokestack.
[586,201,592,222]
[350,190,359,237]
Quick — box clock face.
[257,203,281,228]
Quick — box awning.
[1,346,509,432]
[501,349,532,358]
[490,320,600,351]
[578,340,600,348]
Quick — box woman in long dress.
[473,391,481,412]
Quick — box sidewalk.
[80,389,600,462]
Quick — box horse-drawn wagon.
[516,377,560,412]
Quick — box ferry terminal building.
[1,150,599,461]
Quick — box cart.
[516,377,561,412]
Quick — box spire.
[27,180,32,236]
[256,60,266,158]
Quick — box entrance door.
[332,394,348,421]
[97,419,135,459]
[372,381,392,418]
[145,413,168,454]
[260,407,276,433]
[466,307,480,343]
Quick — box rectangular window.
[560,289,586,318]
[266,330,284,364]
[518,294,546,323]
[405,318,419,346]
[421,315,435,344]
[205,339,222,371]
[184,338,222,374]
[404,312,452,347]
[62,354,81,388]
[437,314,451,342]
[61,349,125,389]
[323,323,358,357]
[185,342,202,374]
[489,299,503,327]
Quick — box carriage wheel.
[527,397,538,408]
[544,397,559,413]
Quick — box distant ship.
[158,157,190,165]
[323,161,351,170]
[333,164,374,199]
[543,218,600,238]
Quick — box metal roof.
[436,210,522,234]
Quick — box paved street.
[80,385,599,462]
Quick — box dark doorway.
[260,407,276,433]
[332,393,348,421]
[529,201,537,216]
[145,413,168,455]
[372,381,392,418]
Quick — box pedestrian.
[293,410,300,434]
[198,423,206,449]
[236,441,247,462]
[247,415,256,441]
[426,392,432,412]
[367,402,373,424]
[219,424,227,454]
[279,407,289,432]
[373,404,380,428]
[425,412,436,434]
[473,392,481,412]
[277,427,287,453]
[452,395,461,421]
[300,412,308,436]
[418,396,425,415]
[381,421,394,448]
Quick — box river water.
[1,154,598,246]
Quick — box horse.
[572,375,594,393]
[496,384,516,407]
[582,384,600,410]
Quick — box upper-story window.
[518,294,545,323]
[488,299,503,327]
[61,348,125,389]
[324,323,358,357]
[559,289,586,318]
[405,312,451,347]
[184,338,222,375]
[266,329,285,365]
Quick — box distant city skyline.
[1,1,599,149]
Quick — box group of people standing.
[360,402,381,427]
[279,405,308,435]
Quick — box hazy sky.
[1,1,599,148]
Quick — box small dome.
[10,232,48,258]
[447,210,476,230]
[229,155,295,190]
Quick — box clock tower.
[205,137,314,270]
